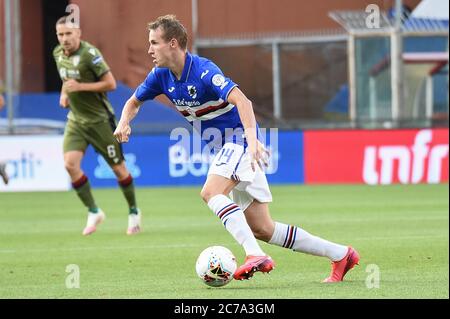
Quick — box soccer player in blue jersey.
[114,15,360,282]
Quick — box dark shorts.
[63,119,125,166]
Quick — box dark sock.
[72,175,97,212]
[119,174,138,214]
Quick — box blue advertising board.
[83,130,304,187]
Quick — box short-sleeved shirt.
[53,41,115,125]
[135,52,255,148]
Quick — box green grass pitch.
[0,184,448,298]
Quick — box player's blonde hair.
[147,15,188,50]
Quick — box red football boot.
[233,255,275,280]
[322,246,360,283]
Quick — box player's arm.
[59,86,69,108]
[114,94,143,143]
[227,87,269,171]
[63,71,117,93]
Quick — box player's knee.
[64,160,80,174]
[112,164,129,180]
[251,225,274,242]
[200,188,217,203]
[200,189,210,203]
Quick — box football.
[195,246,237,287]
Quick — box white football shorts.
[208,142,273,211]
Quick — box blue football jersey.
[134,52,253,147]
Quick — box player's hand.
[248,139,270,172]
[63,79,82,93]
[114,122,132,143]
[59,94,69,108]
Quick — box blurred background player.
[0,92,9,185]
[114,15,359,282]
[53,16,141,235]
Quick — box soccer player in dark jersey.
[114,15,359,282]
[54,16,141,236]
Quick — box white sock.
[269,222,348,261]
[208,194,265,256]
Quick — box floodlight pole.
[272,42,282,120]
[390,0,404,123]
[348,34,357,123]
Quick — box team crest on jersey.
[71,55,80,67]
[187,85,197,99]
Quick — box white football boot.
[82,209,106,236]
[127,209,141,235]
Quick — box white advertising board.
[0,135,70,192]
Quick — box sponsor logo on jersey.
[172,98,201,107]
[67,69,81,79]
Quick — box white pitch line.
[0,243,205,254]
[344,234,448,241]
[0,234,447,254]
